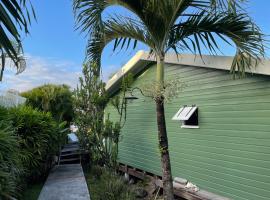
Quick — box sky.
[1,0,270,92]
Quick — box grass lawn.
[21,183,44,200]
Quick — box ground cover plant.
[84,165,136,200]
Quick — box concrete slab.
[38,164,90,200]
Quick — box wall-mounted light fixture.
[124,94,138,103]
[124,87,145,103]
[124,95,138,100]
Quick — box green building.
[105,51,270,200]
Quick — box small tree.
[74,1,266,198]
[74,62,132,168]
[74,62,107,161]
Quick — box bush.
[0,121,23,199]
[0,105,68,199]
[22,84,74,123]
[9,106,66,181]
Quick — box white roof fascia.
[105,50,146,91]
[106,50,270,93]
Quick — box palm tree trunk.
[156,54,174,200]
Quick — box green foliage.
[74,1,267,199]
[74,0,266,77]
[137,78,187,103]
[22,84,74,123]
[100,174,135,200]
[0,0,35,81]
[110,73,134,127]
[74,62,125,168]
[9,106,66,181]
[85,166,136,200]
[0,105,67,199]
[0,121,23,199]
[74,62,107,147]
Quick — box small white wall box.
[172,105,199,128]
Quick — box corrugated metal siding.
[106,63,270,200]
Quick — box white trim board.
[106,50,270,94]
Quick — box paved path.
[38,164,90,200]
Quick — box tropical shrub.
[0,121,23,199]
[74,63,109,164]
[0,105,68,199]
[22,84,74,123]
[74,63,131,168]
[9,106,67,181]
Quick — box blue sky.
[1,0,270,92]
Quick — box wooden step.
[60,157,80,164]
[64,142,79,146]
[61,147,80,153]
[64,144,79,148]
[60,152,80,157]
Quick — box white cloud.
[0,54,82,92]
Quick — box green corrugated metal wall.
[106,63,270,200]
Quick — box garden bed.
[84,165,185,200]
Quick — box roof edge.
[105,50,146,92]
[105,50,270,93]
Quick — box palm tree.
[0,0,35,81]
[73,0,266,199]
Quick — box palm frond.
[74,0,266,77]
[0,0,35,81]
[169,12,266,76]
[73,0,146,34]
[209,0,247,13]
[0,121,23,199]
[86,15,154,71]
[0,42,26,81]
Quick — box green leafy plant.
[22,84,74,124]
[0,0,36,81]
[74,62,111,166]
[0,121,23,199]
[0,105,68,198]
[74,63,133,168]
[8,105,66,182]
[85,166,135,200]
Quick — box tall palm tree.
[0,0,35,81]
[74,0,266,199]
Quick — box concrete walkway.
[38,164,90,200]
